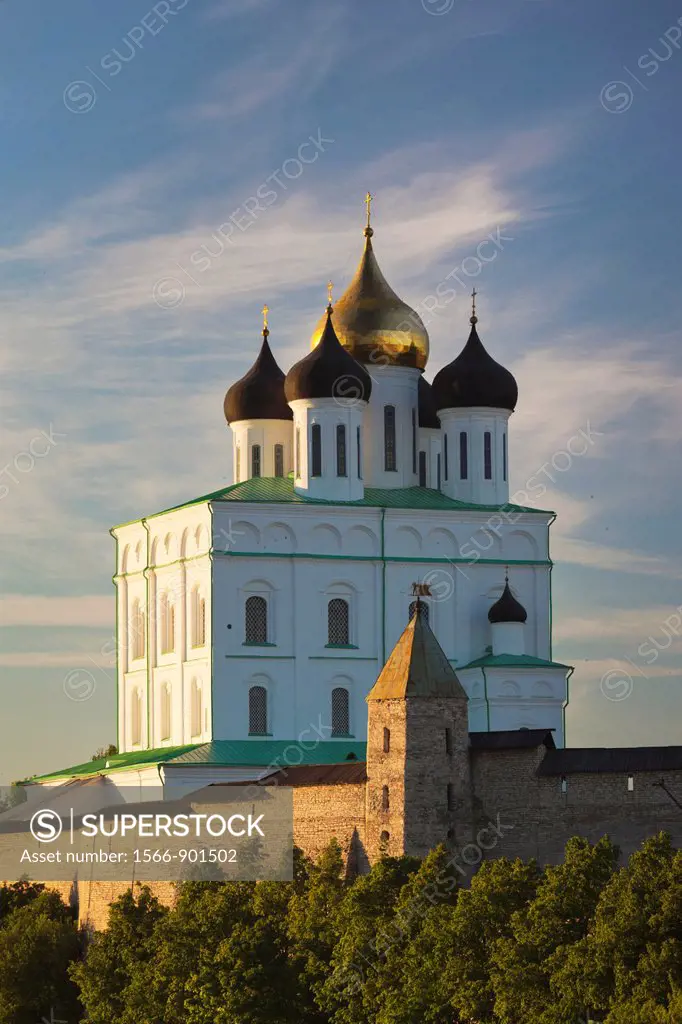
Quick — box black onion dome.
[285,307,372,403]
[224,331,293,424]
[488,579,527,624]
[418,376,440,429]
[432,319,518,412]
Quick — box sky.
[1,0,682,784]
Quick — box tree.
[91,743,118,761]
[551,833,682,1023]
[70,884,167,1024]
[0,880,46,924]
[490,835,619,1024]
[0,889,81,1024]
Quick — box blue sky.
[1,0,682,783]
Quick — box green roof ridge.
[459,653,573,670]
[113,478,554,528]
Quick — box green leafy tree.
[70,884,167,1024]
[491,835,619,1024]
[0,889,81,1024]
[552,833,682,1023]
[0,879,45,923]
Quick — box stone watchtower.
[365,586,473,860]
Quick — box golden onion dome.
[310,196,429,370]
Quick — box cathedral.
[22,200,682,926]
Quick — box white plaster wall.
[439,406,512,505]
[230,418,293,482]
[361,365,420,488]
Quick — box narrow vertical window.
[331,687,350,737]
[627,775,634,792]
[382,785,390,811]
[131,598,145,661]
[235,445,241,483]
[249,685,268,735]
[502,432,507,482]
[274,444,284,478]
[443,432,449,480]
[411,409,417,474]
[484,431,492,480]
[328,598,350,645]
[437,453,441,491]
[459,431,468,480]
[295,427,301,479]
[190,679,202,738]
[383,727,390,753]
[160,592,175,654]
[447,783,454,811]
[311,424,322,477]
[251,444,261,478]
[384,405,396,471]
[336,424,347,477]
[357,426,362,479]
[445,727,452,755]
[160,682,172,741]
[245,595,267,644]
[191,586,206,647]
[418,451,427,487]
[131,689,142,746]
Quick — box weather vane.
[262,303,269,334]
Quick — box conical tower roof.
[367,602,467,701]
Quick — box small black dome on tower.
[418,376,440,429]
[285,306,372,403]
[488,577,527,624]
[224,324,293,425]
[432,305,518,413]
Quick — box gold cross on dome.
[471,287,477,318]
[327,280,334,306]
[262,304,269,331]
[365,191,373,228]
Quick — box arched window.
[331,687,350,737]
[447,783,454,811]
[327,598,350,646]
[336,424,347,477]
[356,425,362,479]
[131,688,142,746]
[249,685,268,735]
[384,405,396,471]
[131,598,145,661]
[191,586,206,648]
[383,727,390,753]
[160,592,175,654]
[311,424,322,477]
[418,450,427,487]
[484,431,492,480]
[408,601,429,623]
[245,595,268,644]
[190,679,202,738]
[251,444,261,478]
[382,785,390,811]
[235,445,241,483]
[160,682,172,741]
[295,427,301,479]
[445,727,452,755]
[459,431,468,480]
[274,444,284,478]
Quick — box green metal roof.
[459,653,573,671]
[31,740,367,782]
[130,477,553,523]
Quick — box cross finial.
[470,287,478,325]
[262,303,269,334]
[504,564,509,584]
[327,280,334,310]
[364,191,374,237]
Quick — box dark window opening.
[384,406,397,471]
[331,687,350,737]
[383,727,390,753]
[443,432,448,480]
[411,409,417,474]
[295,428,300,479]
[484,431,492,480]
[381,785,390,811]
[311,424,322,477]
[447,783,454,811]
[245,595,267,644]
[327,598,350,645]
[459,431,468,480]
[251,444,261,478]
[503,432,507,482]
[274,443,284,478]
[336,424,347,477]
[437,453,441,490]
[445,727,452,755]
[357,426,362,479]
[248,685,267,735]
[418,450,427,487]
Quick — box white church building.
[105,202,572,771]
